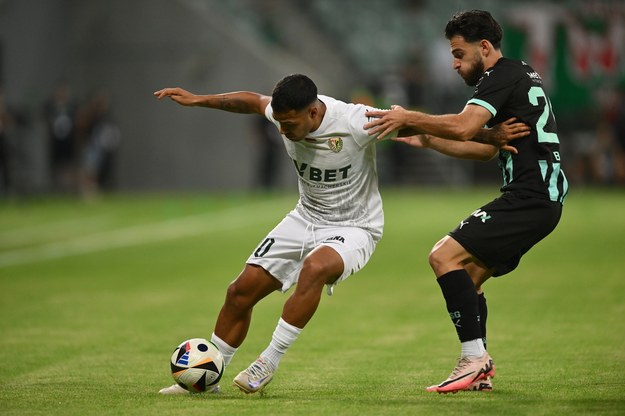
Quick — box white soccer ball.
[169,338,224,392]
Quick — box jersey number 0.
[254,238,275,257]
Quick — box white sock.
[461,338,486,358]
[260,318,302,370]
[211,333,237,366]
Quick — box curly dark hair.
[444,10,503,49]
[271,74,318,113]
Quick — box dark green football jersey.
[468,58,568,203]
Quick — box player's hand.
[391,134,430,148]
[153,87,198,106]
[490,117,530,146]
[364,105,409,140]
[500,144,519,154]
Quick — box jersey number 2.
[528,86,559,144]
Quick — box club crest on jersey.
[328,137,343,153]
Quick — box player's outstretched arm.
[365,104,492,142]
[153,87,271,115]
[392,115,528,161]
[393,134,499,161]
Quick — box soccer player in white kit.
[154,74,405,394]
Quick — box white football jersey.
[265,95,392,241]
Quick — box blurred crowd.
[0,82,120,199]
[565,86,625,185]
[3,76,624,200]
[346,64,625,189]
[2,0,625,197]
[236,0,625,191]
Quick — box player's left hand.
[489,117,530,146]
[364,105,409,140]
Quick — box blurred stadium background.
[0,0,624,197]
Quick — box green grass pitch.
[0,188,624,415]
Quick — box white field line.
[0,217,114,248]
[0,200,291,268]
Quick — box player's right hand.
[392,134,430,148]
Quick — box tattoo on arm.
[473,129,494,145]
[217,95,254,113]
[472,136,488,144]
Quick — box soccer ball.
[169,338,224,392]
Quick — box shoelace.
[247,359,272,380]
[449,356,473,378]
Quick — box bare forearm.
[474,127,507,146]
[365,104,492,142]
[404,113,480,142]
[425,135,497,161]
[154,87,268,115]
[194,92,265,114]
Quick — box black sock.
[437,269,481,342]
[477,292,487,350]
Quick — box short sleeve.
[353,105,398,148]
[467,67,517,118]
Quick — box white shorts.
[246,210,378,294]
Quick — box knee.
[225,280,254,311]
[428,245,447,276]
[298,258,329,291]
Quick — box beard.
[461,58,485,87]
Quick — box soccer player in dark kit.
[365,9,568,393]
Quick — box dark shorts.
[448,192,562,277]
